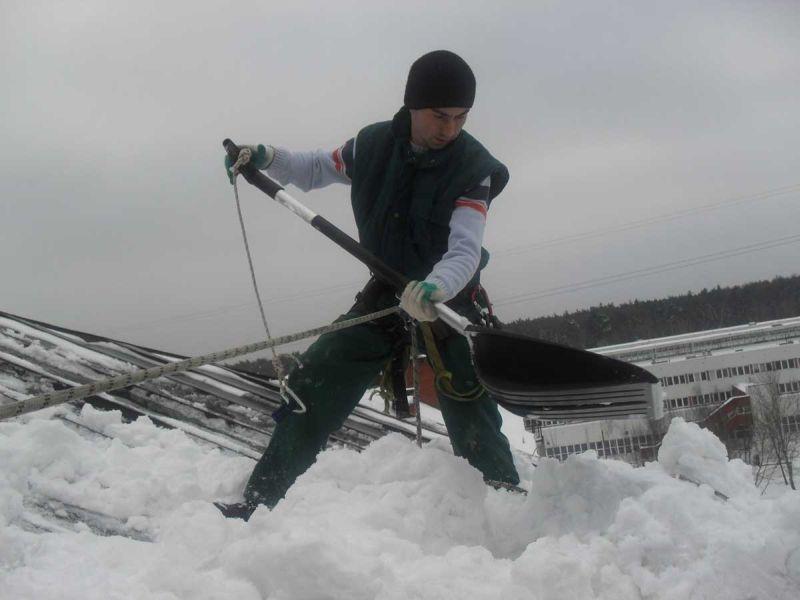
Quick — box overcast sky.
[2,0,799,357]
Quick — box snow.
[657,416,757,500]
[2,408,799,599]
[498,405,539,456]
[0,374,30,401]
[0,318,136,377]
[356,387,538,457]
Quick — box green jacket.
[350,107,510,283]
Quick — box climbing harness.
[470,284,502,329]
[371,345,411,418]
[411,283,498,402]
[418,322,485,402]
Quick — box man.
[219,50,519,520]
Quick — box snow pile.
[657,416,758,500]
[1,409,799,599]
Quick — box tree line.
[502,274,800,349]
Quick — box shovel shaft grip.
[223,138,284,198]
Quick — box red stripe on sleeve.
[332,147,344,174]
[455,199,488,217]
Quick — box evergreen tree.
[504,275,800,348]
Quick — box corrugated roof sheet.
[0,310,445,457]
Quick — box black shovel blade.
[493,385,656,419]
[468,327,659,419]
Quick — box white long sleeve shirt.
[265,141,491,301]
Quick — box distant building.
[700,380,800,464]
[700,383,753,460]
[528,316,800,464]
[534,418,660,464]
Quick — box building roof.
[591,316,800,364]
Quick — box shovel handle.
[223,138,409,291]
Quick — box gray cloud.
[2,0,799,356]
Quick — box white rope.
[231,150,305,413]
[410,323,423,448]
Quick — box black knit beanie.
[404,50,476,109]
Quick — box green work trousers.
[244,310,519,508]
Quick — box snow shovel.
[224,139,662,421]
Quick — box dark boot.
[213,501,256,521]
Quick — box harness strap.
[419,322,484,402]
[372,346,411,418]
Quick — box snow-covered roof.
[0,310,446,454]
[591,315,800,363]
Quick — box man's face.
[409,107,470,150]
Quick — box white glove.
[400,281,445,322]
